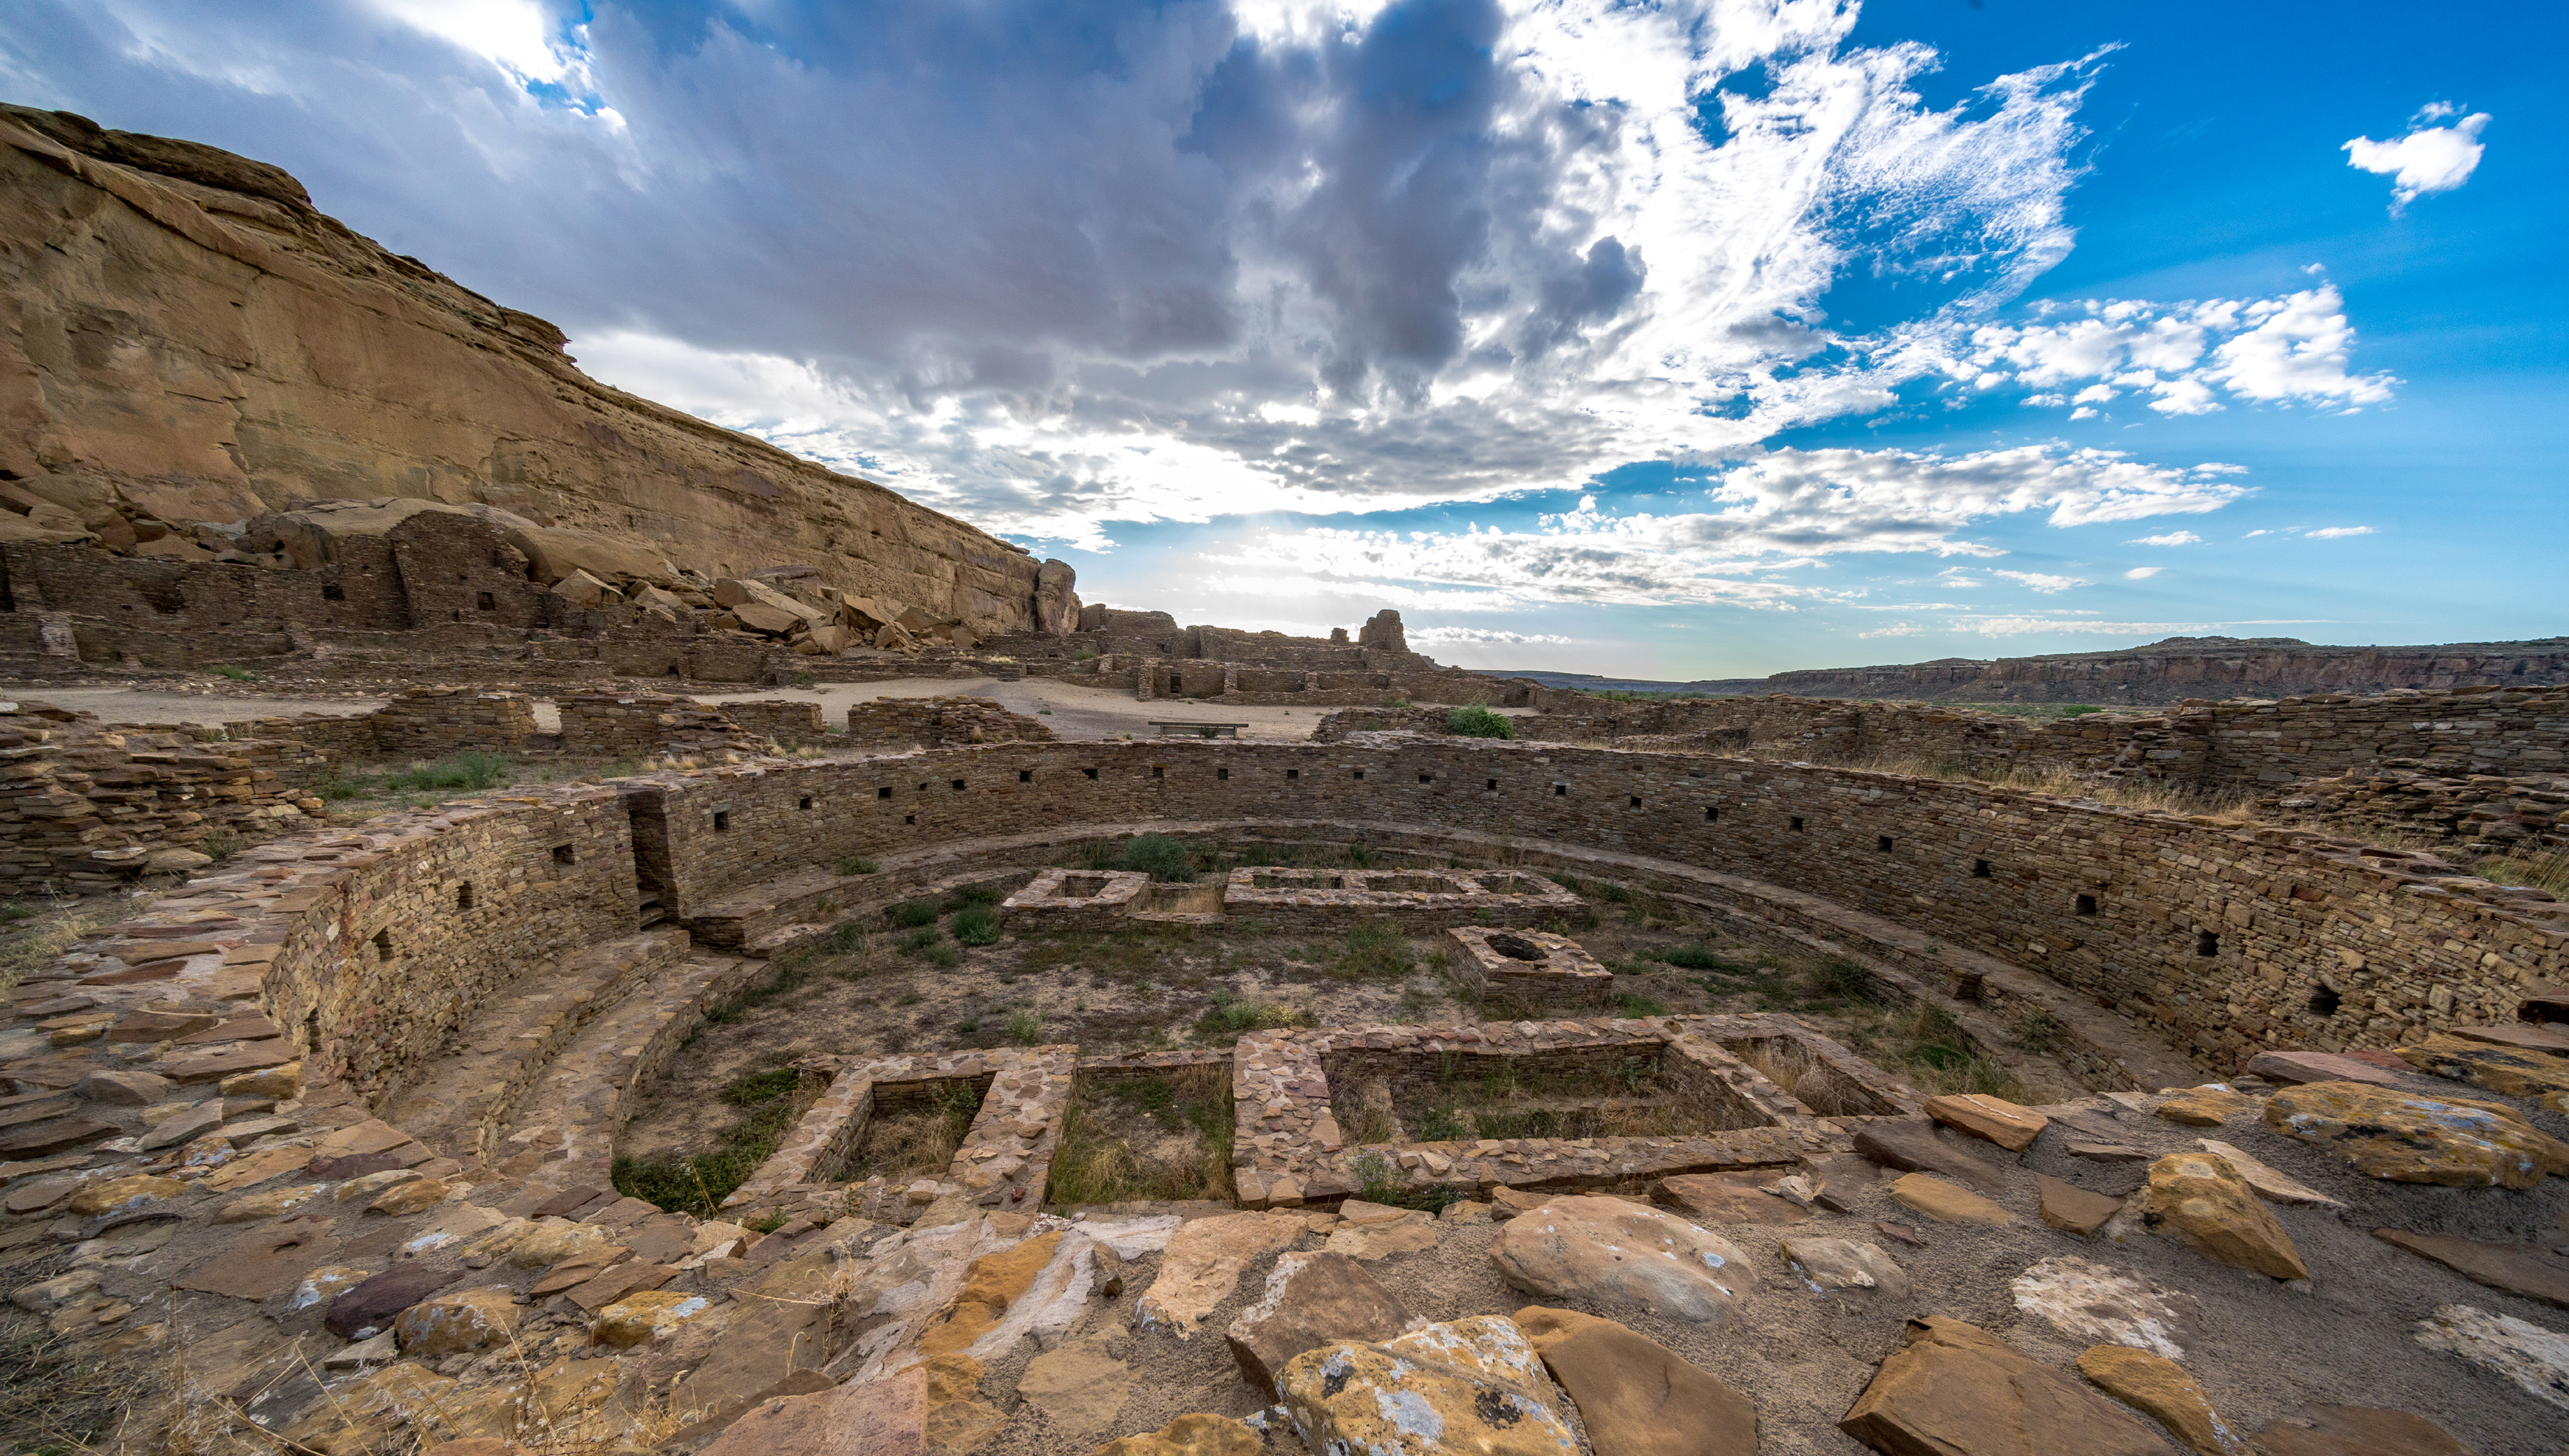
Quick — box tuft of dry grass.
[1047,1063,1234,1204]
[0,892,126,1000]
[1841,751,2259,822]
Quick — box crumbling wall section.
[843,695,1055,751]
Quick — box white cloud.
[2345,109,2490,213]
[1994,569,2089,594]
[1858,622,1925,639]
[1408,627,1574,646]
[1954,285,2394,417]
[2304,525,2375,539]
[2126,531,2200,546]
[1959,617,2211,637]
[2124,566,2163,579]
[1212,443,2242,608]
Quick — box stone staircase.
[382,928,693,1162]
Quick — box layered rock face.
[0,106,1063,635]
[1753,636,2569,705]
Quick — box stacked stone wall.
[0,703,326,889]
[558,693,760,759]
[721,699,830,747]
[366,688,539,759]
[843,695,1055,750]
[628,739,2565,1070]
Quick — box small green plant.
[823,924,867,955]
[1445,704,1514,740]
[954,905,1001,946]
[1616,991,1668,1016]
[0,902,32,923]
[211,664,262,682]
[745,1206,791,1234]
[956,1016,981,1034]
[382,751,512,793]
[1331,920,1412,980]
[1116,833,1196,883]
[897,925,945,956]
[2013,1010,2060,1053]
[1005,1009,1042,1044]
[838,856,880,876]
[1073,649,1099,661]
[924,941,960,968]
[197,828,241,861]
[1037,707,1053,715]
[791,670,816,688]
[948,884,1003,908]
[316,777,371,801]
[889,899,942,928]
[895,988,923,1006]
[1810,956,1875,1002]
[1660,943,1732,971]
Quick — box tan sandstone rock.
[1135,1211,1306,1336]
[2396,1033,2569,1100]
[1224,1251,1412,1396]
[1888,1173,2014,1226]
[2037,1174,2124,1237]
[2264,1080,2569,1189]
[396,1286,522,1355]
[2142,1153,2310,1281]
[1490,1195,1756,1322]
[1839,1315,2172,1456]
[2156,1086,2256,1126]
[1516,1304,1759,1456]
[1278,1315,1578,1456]
[1089,1413,1263,1456]
[592,1290,713,1348]
[1927,1093,2050,1152]
[2074,1344,2249,1455]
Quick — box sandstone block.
[2250,1403,2479,1456]
[2395,1033,2569,1100]
[1089,1413,1262,1456]
[1652,1172,1809,1225]
[1135,1211,1306,1336]
[75,1068,173,1104]
[396,1285,522,1355]
[2036,1174,2124,1237]
[2074,1344,2248,1455]
[700,1358,926,1456]
[1781,1236,1910,1297]
[2192,1140,2341,1207]
[2156,1086,2255,1126]
[1278,1315,1577,1456]
[214,1182,329,1223]
[66,1173,186,1218]
[219,1062,303,1099]
[328,1263,460,1338]
[2264,1080,2569,1188]
[2373,1228,2569,1308]
[1838,1315,2170,1456]
[1854,1118,2009,1193]
[1516,1304,1760,1456]
[592,1289,712,1347]
[1489,1195,1755,1322]
[2243,1051,2400,1087]
[2143,1153,2309,1281]
[1888,1173,2013,1226]
[1927,1093,2049,1152]
[1224,1251,1412,1396]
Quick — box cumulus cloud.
[1216,442,2244,607]
[2127,531,2199,546]
[2304,525,2375,539]
[1993,569,2088,594]
[2124,565,2163,579]
[6,0,2163,544]
[1950,285,2394,418]
[1960,616,2212,637]
[1858,622,1925,639]
[2345,107,2490,213]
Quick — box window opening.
[2307,985,2342,1016]
[1790,817,1804,832]
[1083,768,1099,780]
[1705,807,1718,822]
[2075,894,2098,916]
[373,929,396,961]
[1972,859,1991,878]
[713,812,730,832]
[798,796,814,810]
[455,883,473,911]
[551,844,575,865]
[2195,931,2220,957]
[878,786,893,799]
[476,592,495,611]
[1878,836,1894,853]
[1020,770,1033,783]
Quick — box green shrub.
[1616,992,1668,1016]
[954,905,1001,946]
[1811,956,1876,1002]
[949,884,1003,908]
[382,751,512,793]
[924,941,960,968]
[1116,833,1196,883]
[212,664,261,682]
[838,856,880,876]
[889,899,942,928]
[1331,920,1412,980]
[1445,705,1514,740]
[1660,944,1732,971]
[1005,1009,1042,1044]
[897,926,945,956]
[317,777,371,801]
[823,925,866,955]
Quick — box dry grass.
[0,892,128,1000]
[2477,849,2569,897]
[1840,751,2259,822]
[1047,1063,1234,1204]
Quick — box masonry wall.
[257,791,640,1097]
[628,740,2564,1069]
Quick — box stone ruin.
[0,681,2565,1455]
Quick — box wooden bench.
[1151,721,1247,738]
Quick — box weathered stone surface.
[2374,1229,2569,1309]
[2010,1256,2200,1359]
[918,1230,1063,1357]
[2396,1033,2569,1100]
[1517,1304,1759,1456]
[172,1215,334,1301]
[1489,1195,1756,1322]
[2068,1142,2151,1163]
[1224,1251,1412,1396]
[594,1290,713,1348]
[1652,1173,1811,1226]
[73,1068,172,1104]
[2250,1403,2479,1456]
[1781,1237,1909,1297]
[2192,1140,2341,1207]
[1089,1413,1262,1456]
[65,1173,184,1218]
[1838,1315,2171,1456]
[1015,1334,1131,1446]
[2143,1153,2309,1281]
[1323,1205,1441,1260]
[214,1182,329,1223]
[1928,1093,2049,1153]
[1856,1118,2010,1193]
[1135,1211,1306,1336]
[219,1062,305,1100]
[1888,1173,2013,1226]
[0,1118,115,1156]
[680,1255,834,1413]
[368,1177,451,1216]
[1278,1315,1577,1456]
[2074,1344,2247,1455]
[2264,1080,2569,1189]
[2411,1303,2569,1412]
[700,1363,927,1456]
[2244,1051,2402,1087]
[327,1262,459,1338]
[396,1285,521,1355]
[2037,1175,2124,1237]
[2156,1087,2256,1126]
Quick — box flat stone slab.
[1840,1315,2172,1456]
[158,1044,297,1085]
[2243,1051,2402,1087]
[2374,1229,2569,1309]
[173,1215,338,1302]
[1856,1119,2008,1195]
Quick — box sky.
[6,1,2562,680]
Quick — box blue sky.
[7,1,2560,678]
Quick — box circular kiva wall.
[157,736,2561,1121]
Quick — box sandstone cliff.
[0,106,1067,635]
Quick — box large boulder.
[2141,1153,2310,1281]
[2264,1080,2569,1188]
[503,523,675,586]
[1134,1211,1305,1337]
[1277,1315,1577,1456]
[1035,558,1080,636]
[395,1286,522,1355]
[1839,1316,2172,1456]
[1489,1195,1755,1322]
[2395,1033,2569,1100]
[1224,1251,1412,1396]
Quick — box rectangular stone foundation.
[1447,926,1612,1015]
[1219,865,1585,931]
